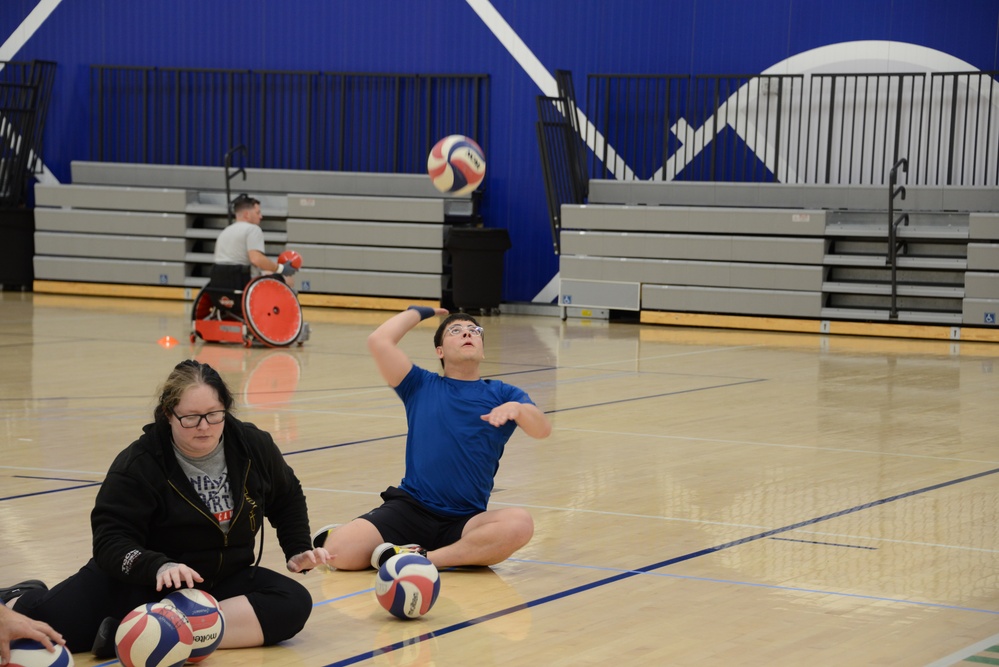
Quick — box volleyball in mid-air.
[427,134,486,195]
[374,553,441,619]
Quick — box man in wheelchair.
[190,194,308,347]
[211,193,298,291]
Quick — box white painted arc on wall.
[655,40,997,181]
[761,40,979,75]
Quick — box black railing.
[536,95,586,255]
[887,158,909,319]
[584,70,999,186]
[554,70,589,200]
[90,66,489,174]
[0,60,56,207]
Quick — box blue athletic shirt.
[395,365,534,516]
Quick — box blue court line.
[14,475,99,484]
[320,464,999,667]
[1,481,100,502]
[311,587,374,607]
[769,536,878,550]
[286,433,405,456]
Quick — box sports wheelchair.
[190,274,310,347]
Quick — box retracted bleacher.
[559,180,999,330]
[34,161,477,308]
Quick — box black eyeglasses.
[171,409,226,428]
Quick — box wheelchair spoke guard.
[241,276,304,347]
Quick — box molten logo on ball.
[375,553,441,619]
[161,589,226,663]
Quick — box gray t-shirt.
[214,221,265,276]
[174,438,234,533]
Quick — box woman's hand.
[287,547,331,573]
[155,562,204,591]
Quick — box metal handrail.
[887,158,909,319]
[224,145,247,224]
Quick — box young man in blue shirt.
[314,306,551,570]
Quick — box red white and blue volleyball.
[427,134,486,195]
[161,589,225,663]
[115,602,194,667]
[375,553,441,619]
[6,638,74,667]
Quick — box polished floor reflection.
[2,291,998,666]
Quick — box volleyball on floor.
[115,602,194,667]
[161,589,225,663]
[374,553,441,619]
[427,134,485,195]
[5,639,74,667]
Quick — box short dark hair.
[433,312,481,368]
[155,360,235,424]
[231,193,260,216]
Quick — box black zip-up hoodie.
[91,415,313,588]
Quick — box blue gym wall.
[4,0,998,303]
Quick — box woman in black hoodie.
[3,360,329,656]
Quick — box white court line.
[559,345,756,371]
[8,464,993,555]
[491,501,999,555]
[558,426,999,466]
[924,632,999,667]
[293,488,999,556]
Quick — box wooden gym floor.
[2,290,999,666]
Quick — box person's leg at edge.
[427,507,534,568]
[321,518,386,571]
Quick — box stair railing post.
[887,157,908,320]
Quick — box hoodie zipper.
[167,461,254,578]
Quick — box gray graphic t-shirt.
[174,438,234,533]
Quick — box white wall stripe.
[465,0,636,303]
[0,0,64,64]
[0,0,64,184]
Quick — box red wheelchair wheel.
[241,276,304,347]
[191,288,214,322]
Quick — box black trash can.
[0,208,34,289]
[445,227,511,312]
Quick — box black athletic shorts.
[360,486,477,550]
